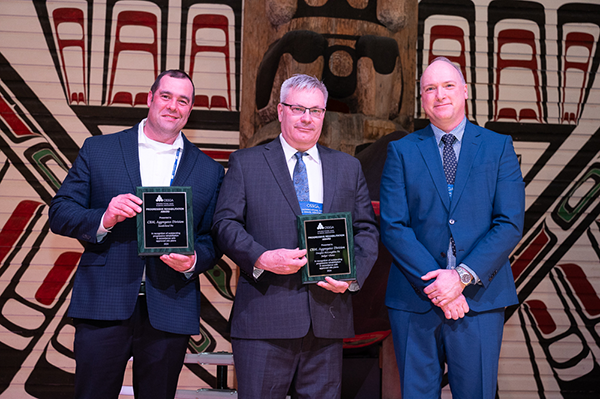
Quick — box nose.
[435,87,445,100]
[166,98,177,110]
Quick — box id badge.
[299,201,323,215]
[447,184,454,200]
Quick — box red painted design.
[526,299,556,334]
[53,7,86,104]
[494,29,542,122]
[557,263,600,316]
[190,14,231,110]
[0,201,43,263]
[195,95,210,108]
[35,251,81,306]
[561,32,595,124]
[0,96,38,138]
[201,149,233,161]
[108,10,159,106]
[511,226,550,280]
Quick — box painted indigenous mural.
[0,0,599,398]
[417,0,600,397]
[0,0,241,396]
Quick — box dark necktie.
[442,134,457,256]
[293,152,309,202]
[441,134,457,184]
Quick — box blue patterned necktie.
[293,152,309,201]
[442,134,457,256]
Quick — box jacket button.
[449,219,455,225]
[441,252,446,258]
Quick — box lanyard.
[170,147,181,186]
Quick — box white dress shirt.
[279,134,323,204]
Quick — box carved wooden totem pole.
[240,0,417,154]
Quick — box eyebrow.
[289,103,325,109]
[423,80,458,87]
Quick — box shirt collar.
[432,116,467,147]
[279,134,321,164]
[138,118,184,152]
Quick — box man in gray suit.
[212,74,378,398]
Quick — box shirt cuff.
[182,255,197,278]
[97,212,112,241]
[253,267,264,279]
[348,281,360,292]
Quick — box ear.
[147,91,153,107]
[463,84,468,100]
[277,102,284,122]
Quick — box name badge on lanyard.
[300,201,323,215]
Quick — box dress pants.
[388,306,505,399]
[73,295,189,399]
[232,326,343,399]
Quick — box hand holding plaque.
[297,212,355,284]
[136,186,194,255]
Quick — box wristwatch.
[455,266,473,286]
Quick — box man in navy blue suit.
[49,70,224,399]
[212,74,378,398]
[380,57,525,398]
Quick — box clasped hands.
[422,269,470,320]
[102,193,195,272]
[255,248,351,293]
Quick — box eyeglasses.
[281,103,326,118]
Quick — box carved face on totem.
[241,0,417,151]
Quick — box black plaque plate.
[136,186,194,255]
[297,212,355,284]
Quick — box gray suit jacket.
[212,138,379,339]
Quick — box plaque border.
[297,212,355,284]
[136,186,194,255]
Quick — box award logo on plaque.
[297,212,355,284]
[136,186,194,255]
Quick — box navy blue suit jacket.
[212,138,379,339]
[49,125,224,335]
[381,121,524,313]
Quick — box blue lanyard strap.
[169,147,181,186]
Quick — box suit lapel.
[319,145,336,214]
[171,134,198,186]
[417,126,450,211]
[120,125,142,188]
[264,139,302,214]
[451,122,481,213]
